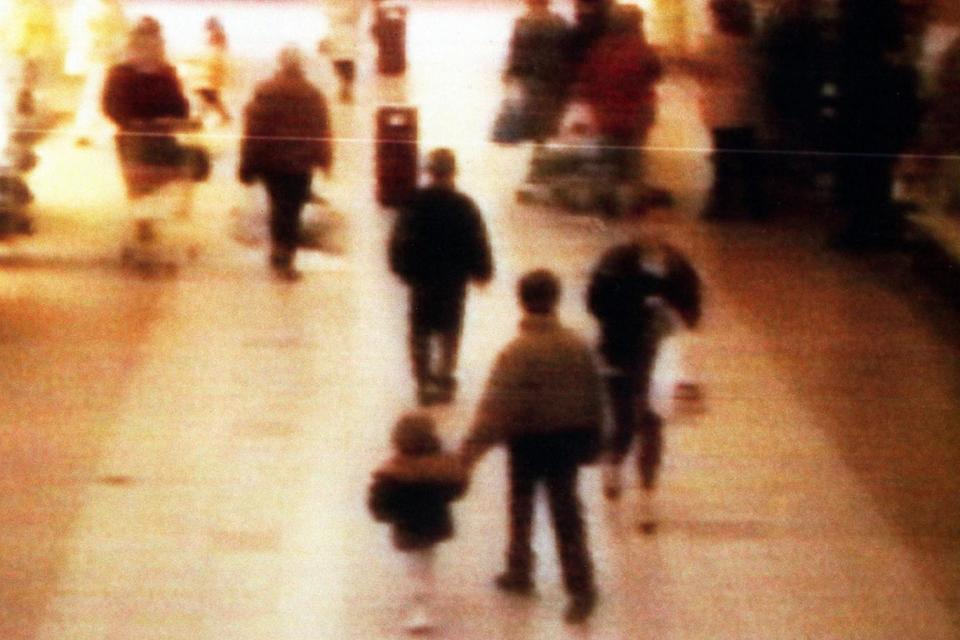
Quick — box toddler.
[368,412,467,634]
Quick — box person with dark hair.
[501,0,570,142]
[572,5,663,206]
[369,411,467,634]
[388,148,493,405]
[238,46,332,279]
[102,16,190,198]
[587,239,701,508]
[462,269,603,625]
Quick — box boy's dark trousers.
[505,434,596,598]
[263,171,311,270]
[408,283,466,388]
[605,344,662,490]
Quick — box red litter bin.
[372,1,407,75]
[375,105,418,207]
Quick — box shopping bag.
[229,193,347,254]
[300,201,348,254]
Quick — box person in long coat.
[239,46,332,279]
[102,17,190,199]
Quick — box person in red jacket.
[239,46,332,280]
[102,17,190,198]
[572,6,664,209]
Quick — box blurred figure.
[3,0,59,82]
[388,148,493,406]
[368,412,468,634]
[921,34,960,214]
[190,17,232,127]
[586,238,701,510]
[572,4,663,208]
[66,0,127,145]
[319,0,363,102]
[831,0,921,250]
[565,0,636,73]
[461,269,603,625]
[502,0,569,142]
[674,0,765,220]
[102,17,191,201]
[758,0,827,194]
[238,46,332,280]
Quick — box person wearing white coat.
[319,0,364,102]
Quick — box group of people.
[83,11,333,277]
[378,145,701,631]
[499,0,960,247]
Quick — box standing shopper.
[674,0,765,220]
[462,270,603,625]
[239,46,332,280]
[388,148,493,405]
[502,0,570,142]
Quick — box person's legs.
[704,128,739,219]
[498,447,537,591]
[636,409,664,491]
[731,127,767,220]
[545,463,596,623]
[333,59,356,102]
[435,287,466,400]
[409,287,434,404]
[403,547,436,632]
[602,372,636,499]
[263,172,311,276]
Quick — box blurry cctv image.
[1,0,959,638]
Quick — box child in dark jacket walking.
[368,412,468,634]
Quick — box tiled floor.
[1,1,958,638]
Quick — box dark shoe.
[272,265,302,282]
[494,572,534,596]
[564,590,597,624]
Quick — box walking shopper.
[462,269,603,625]
[587,239,701,508]
[369,412,467,634]
[388,148,493,406]
[319,0,363,103]
[239,46,332,280]
[102,17,192,201]
[191,16,232,126]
